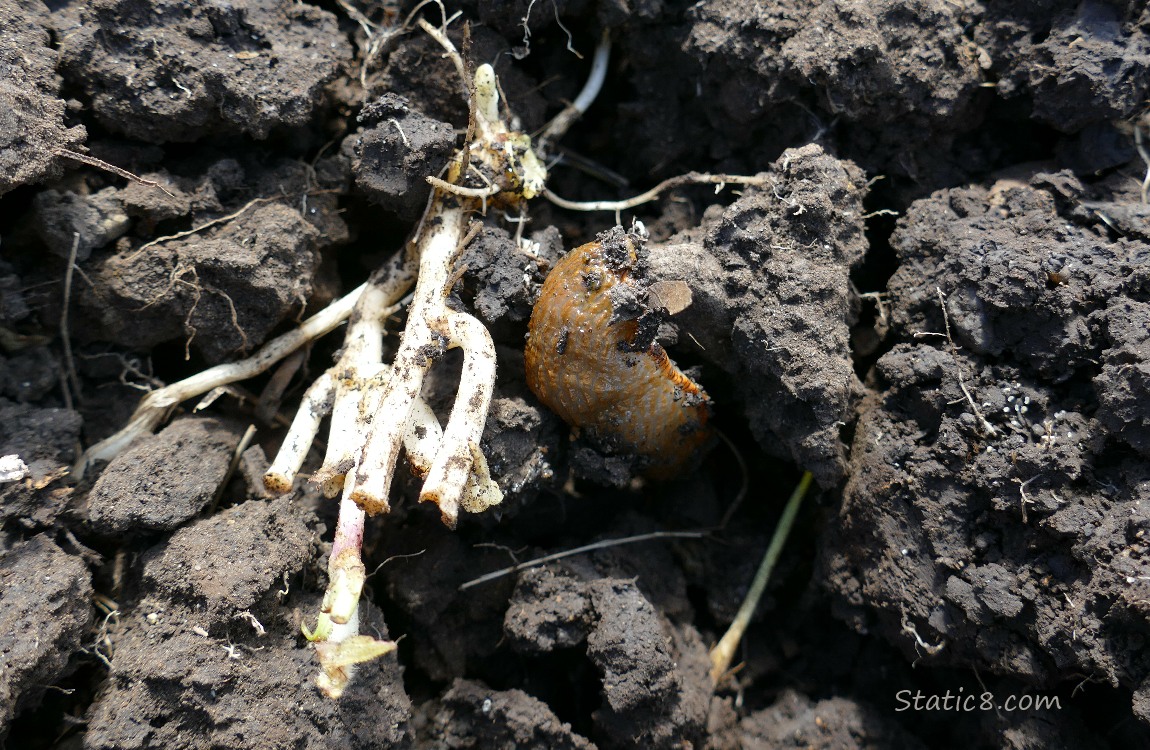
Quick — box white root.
[537,30,611,153]
[73,281,370,478]
[299,50,541,695]
[312,372,375,498]
[544,171,772,213]
[405,395,501,526]
[301,199,501,698]
[416,18,469,103]
[346,202,469,515]
[309,274,401,497]
[263,371,335,495]
[419,311,500,524]
[308,506,396,700]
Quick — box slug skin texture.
[525,227,711,478]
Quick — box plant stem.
[709,470,813,684]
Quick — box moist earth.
[1,0,1149,748]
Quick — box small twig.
[968,668,1004,718]
[935,287,997,436]
[544,172,769,213]
[336,0,379,36]
[550,147,630,188]
[123,197,278,263]
[472,541,526,563]
[61,527,103,565]
[366,549,427,579]
[211,283,249,354]
[858,291,890,328]
[458,530,707,591]
[238,610,267,637]
[1014,476,1038,524]
[709,471,812,684]
[256,349,306,426]
[53,149,177,198]
[388,117,410,147]
[401,0,451,34]
[519,0,539,57]
[1071,673,1105,698]
[551,0,581,58]
[73,280,371,478]
[60,233,81,410]
[901,610,946,661]
[859,208,900,219]
[458,45,480,183]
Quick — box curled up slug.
[524,226,712,478]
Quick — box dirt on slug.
[1,0,1149,748]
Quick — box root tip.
[419,490,459,529]
[349,489,391,516]
[263,473,292,495]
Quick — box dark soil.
[2,1,1149,748]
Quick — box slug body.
[525,227,711,477]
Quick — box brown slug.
[524,227,711,477]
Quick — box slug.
[524,226,711,478]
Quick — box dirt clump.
[421,678,594,750]
[85,417,243,535]
[84,493,413,749]
[0,0,86,196]
[0,534,92,743]
[347,93,456,222]
[138,493,315,626]
[651,144,867,487]
[458,224,563,341]
[54,0,352,142]
[820,173,1150,717]
[478,393,563,511]
[32,187,131,262]
[738,689,927,750]
[72,155,347,363]
[977,1,1150,132]
[500,544,712,748]
[0,399,82,529]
